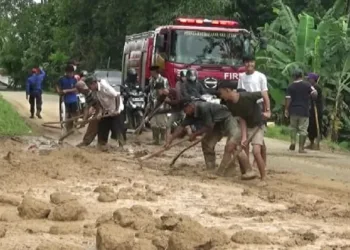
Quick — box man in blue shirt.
[26,67,46,119]
[56,64,78,131]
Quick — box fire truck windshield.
[170,30,246,67]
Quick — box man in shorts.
[238,55,271,165]
[165,100,256,180]
[218,81,270,186]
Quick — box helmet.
[79,70,88,78]
[127,68,137,82]
[179,70,187,78]
[186,69,197,82]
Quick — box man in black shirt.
[218,82,270,185]
[306,73,323,150]
[165,100,256,180]
[285,69,317,153]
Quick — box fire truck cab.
[122,17,256,94]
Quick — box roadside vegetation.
[0,95,31,136]
[266,125,350,151]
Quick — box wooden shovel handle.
[169,137,203,167]
[43,114,84,125]
[215,126,261,175]
[134,102,164,135]
[139,138,188,161]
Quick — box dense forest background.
[0,0,350,143]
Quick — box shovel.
[134,102,164,135]
[215,126,261,176]
[169,137,203,167]
[137,138,188,168]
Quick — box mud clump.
[231,230,271,245]
[96,224,135,250]
[96,212,114,227]
[49,224,82,235]
[49,200,87,221]
[50,192,77,205]
[117,187,134,200]
[0,210,21,222]
[284,230,318,247]
[0,194,21,206]
[166,213,228,250]
[17,196,51,219]
[96,206,230,250]
[98,191,118,202]
[94,185,114,193]
[36,241,83,250]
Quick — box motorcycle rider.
[181,68,207,99]
[121,68,144,133]
[147,65,169,145]
[121,68,140,105]
[176,70,187,99]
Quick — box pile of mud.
[96,205,232,250]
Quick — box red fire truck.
[122,17,256,93]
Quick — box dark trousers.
[111,111,126,142]
[308,109,323,142]
[29,93,42,115]
[98,115,124,145]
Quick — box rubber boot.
[152,128,160,145]
[305,139,314,150]
[217,152,232,176]
[204,154,216,170]
[36,111,42,119]
[299,135,307,153]
[160,128,166,142]
[289,130,297,151]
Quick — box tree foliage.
[1,0,350,141]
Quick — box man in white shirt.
[238,55,271,165]
[86,76,123,150]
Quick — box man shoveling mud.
[85,76,124,151]
[75,80,101,147]
[218,81,270,186]
[165,99,256,180]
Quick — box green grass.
[266,124,350,152]
[265,125,290,141]
[0,95,31,136]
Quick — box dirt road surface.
[1,91,350,250]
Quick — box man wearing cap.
[306,73,323,150]
[285,69,318,153]
[26,67,46,119]
[238,55,270,165]
[165,100,256,180]
[147,65,169,145]
[75,80,101,147]
[85,76,123,150]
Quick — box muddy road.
[1,91,350,250]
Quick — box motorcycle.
[124,85,146,130]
